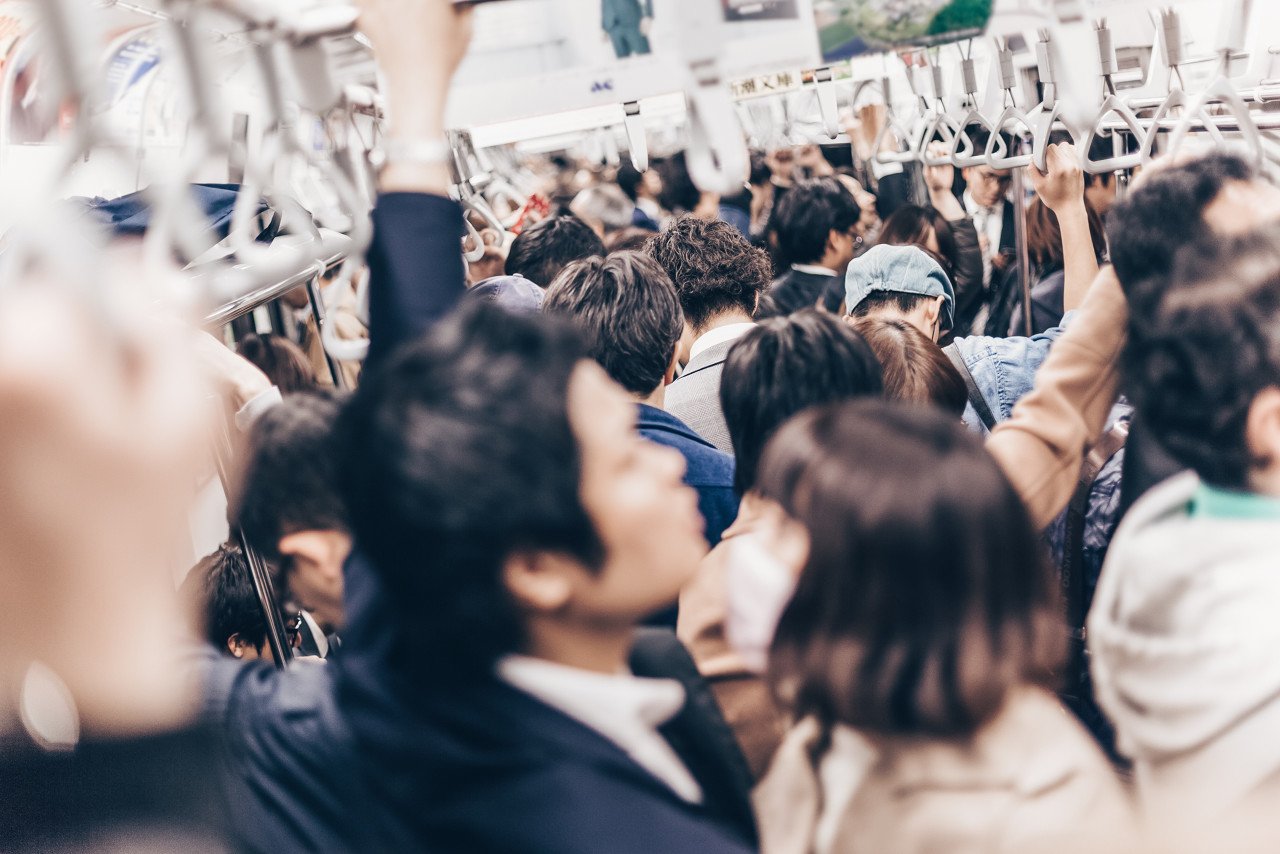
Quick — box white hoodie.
[1089,472,1280,822]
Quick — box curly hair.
[646,215,773,332]
[1127,224,1280,489]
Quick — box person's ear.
[227,633,247,659]
[503,551,577,613]
[663,349,679,387]
[1245,387,1280,476]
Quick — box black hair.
[543,251,683,396]
[182,543,269,656]
[877,204,958,280]
[763,400,1064,736]
[335,301,604,681]
[605,227,656,254]
[231,390,347,565]
[771,177,861,267]
[646,215,773,331]
[615,162,643,202]
[720,309,883,495]
[656,152,702,214]
[237,333,316,394]
[504,215,606,287]
[749,150,772,187]
[1107,153,1254,302]
[1128,224,1280,489]
[847,289,932,319]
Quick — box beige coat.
[755,688,1135,854]
[677,498,788,780]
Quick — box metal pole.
[1012,167,1033,338]
[304,273,348,390]
[211,411,293,669]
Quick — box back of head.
[760,400,1063,736]
[720,309,883,494]
[1128,224,1280,490]
[1025,198,1107,273]
[237,332,317,393]
[615,162,643,202]
[605,227,656,254]
[504,215,605,287]
[569,184,635,233]
[182,543,269,656]
[232,390,347,564]
[647,215,773,332]
[849,317,966,417]
[772,177,861,267]
[543,251,683,397]
[1107,153,1254,306]
[336,302,602,681]
[878,204,956,277]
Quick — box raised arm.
[1028,142,1099,314]
[986,265,1127,529]
[358,0,474,369]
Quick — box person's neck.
[693,310,753,342]
[522,618,634,674]
[638,386,664,409]
[815,253,845,275]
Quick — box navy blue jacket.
[638,403,737,549]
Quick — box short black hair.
[720,309,883,495]
[182,543,269,655]
[763,400,1063,736]
[504,215,605,287]
[847,289,933,319]
[647,215,772,331]
[771,177,861,266]
[1128,224,1280,489]
[543,252,683,396]
[335,302,604,681]
[231,390,347,565]
[1107,153,1254,301]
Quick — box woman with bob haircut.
[751,400,1132,854]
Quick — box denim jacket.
[952,315,1130,591]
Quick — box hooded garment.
[1088,471,1280,822]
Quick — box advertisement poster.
[813,0,994,63]
[447,0,820,130]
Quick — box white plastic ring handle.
[623,101,649,172]
[986,104,1037,169]
[1082,94,1146,174]
[1139,89,1224,164]
[1166,74,1264,167]
[951,108,998,168]
[920,110,960,165]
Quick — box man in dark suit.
[763,177,862,317]
[602,0,653,59]
[333,3,756,851]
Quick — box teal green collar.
[1189,483,1280,520]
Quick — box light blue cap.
[844,244,955,332]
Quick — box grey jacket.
[666,340,737,455]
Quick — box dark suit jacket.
[638,403,737,548]
[337,194,755,852]
[764,267,842,317]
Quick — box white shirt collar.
[497,655,704,804]
[963,190,1003,216]
[689,322,755,363]
[791,263,838,277]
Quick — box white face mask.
[723,532,800,675]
